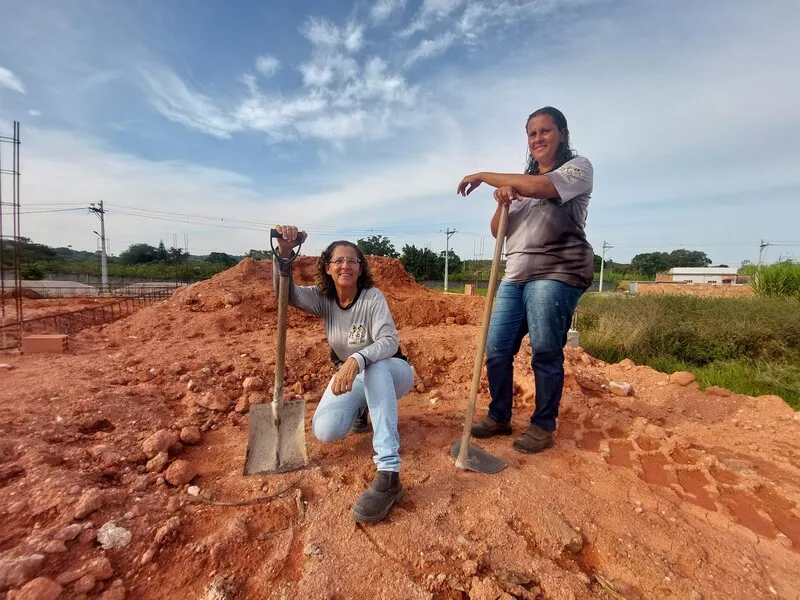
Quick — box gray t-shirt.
[503,156,595,289]
[273,261,400,372]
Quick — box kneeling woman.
[272,225,413,524]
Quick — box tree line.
[4,236,723,283]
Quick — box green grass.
[429,283,489,296]
[576,294,800,409]
[750,262,800,299]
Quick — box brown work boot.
[471,415,512,438]
[512,424,554,454]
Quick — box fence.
[0,290,172,350]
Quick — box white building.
[664,267,739,284]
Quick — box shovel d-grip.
[269,228,305,275]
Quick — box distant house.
[656,267,748,285]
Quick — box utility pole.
[89,201,108,295]
[443,228,457,292]
[757,239,769,268]
[599,240,612,292]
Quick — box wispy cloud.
[255,55,280,77]
[399,0,465,38]
[300,17,364,53]
[0,66,26,94]
[29,109,42,116]
[405,32,456,67]
[371,0,405,23]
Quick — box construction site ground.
[1,257,798,600]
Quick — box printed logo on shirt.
[557,163,583,184]
[348,324,367,347]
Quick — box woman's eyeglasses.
[328,257,362,265]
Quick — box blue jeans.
[312,357,413,472]
[485,279,584,431]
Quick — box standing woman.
[456,106,594,454]
[272,226,413,523]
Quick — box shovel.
[244,229,308,475]
[451,202,509,474]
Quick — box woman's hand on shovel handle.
[331,358,359,395]
[274,224,307,256]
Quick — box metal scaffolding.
[0,121,23,350]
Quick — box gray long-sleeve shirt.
[272,260,400,372]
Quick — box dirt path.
[1,258,798,600]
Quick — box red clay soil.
[1,257,799,600]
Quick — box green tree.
[246,249,274,260]
[157,240,168,262]
[207,252,238,267]
[357,235,399,258]
[439,249,462,276]
[631,252,671,277]
[401,244,440,280]
[668,249,711,268]
[119,243,159,265]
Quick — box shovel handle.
[456,203,509,468]
[270,228,306,275]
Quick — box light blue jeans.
[311,357,413,472]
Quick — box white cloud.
[140,67,236,139]
[371,0,405,23]
[29,109,42,116]
[302,17,343,47]
[255,55,280,77]
[343,22,365,53]
[405,32,456,67]
[399,0,464,37]
[0,66,26,94]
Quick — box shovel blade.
[244,400,308,475]
[451,439,508,474]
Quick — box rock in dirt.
[618,358,636,369]
[54,524,82,542]
[180,426,202,445]
[99,579,126,600]
[86,557,113,581]
[6,577,62,600]
[141,429,179,459]
[248,392,267,405]
[201,576,237,600]
[40,540,67,554]
[165,459,196,486]
[608,381,633,397]
[74,488,104,519]
[469,577,506,600]
[97,522,132,550]
[234,396,249,413]
[55,570,82,585]
[197,390,232,412]
[73,574,96,594]
[146,451,170,473]
[542,513,584,554]
[705,386,732,397]
[242,376,264,391]
[154,518,180,544]
[669,371,696,386]
[0,555,45,591]
[0,363,15,371]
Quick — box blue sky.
[1,0,799,266]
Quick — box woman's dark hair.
[316,240,375,300]
[524,106,577,175]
